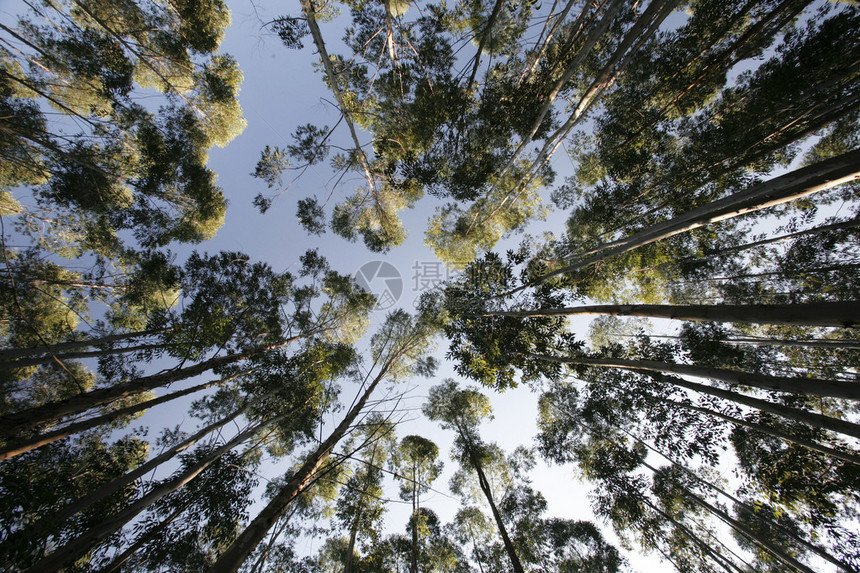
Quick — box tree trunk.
[0,337,297,439]
[530,353,860,400]
[344,504,362,573]
[657,373,860,441]
[300,0,378,198]
[410,465,418,573]
[0,327,167,362]
[208,354,402,573]
[725,337,860,350]
[516,0,581,86]
[514,0,678,182]
[477,300,860,328]
[0,369,248,460]
[667,398,860,466]
[670,263,860,286]
[43,402,248,528]
[98,502,189,573]
[524,148,860,289]
[506,0,623,168]
[0,342,166,372]
[25,414,283,573]
[469,0,671,239]
[467,446,525,573]
[680,216,860,263]
[643,461,814,573]
[463,0,508,95]
[643,498,743,573]
[622,429,848,571]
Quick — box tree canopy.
[1,0,858,571]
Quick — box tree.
[334,414,396,573]
[210,309,438,572]
[423,379,526,573]
[391,434,444,572]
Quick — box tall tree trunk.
[98,502,189,573]
[0,327,167,362]
[463,0,508,95]
[642,462,814,573]
[516,0,581,86]
[300,0,378,198]
[0,369,249,460]
[725,337,860,350]
[622,429,848,571]
[667,398,860,466]
[464,441,524,573]
[601,332,860,350]
[344,504,362,573]
[410,464,418,573]
[512,0,678,182]
[530,353,860,400]
[477,300,860,328]
[0,342,166,372]
[670,263,860,286]
[42,402,248,529]
[25,413,284,573]
[0,337,298,439]
[657,373,860,441]
[643,498,743,573]
[680,216,860,263]
[511,149,860,294]
[467,0,670,239]
[208,352,407,573]
[505,0,623,168]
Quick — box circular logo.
[354,261,403,310]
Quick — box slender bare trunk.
[643,461,815,573]
[476,300,860,328]
[0,369,247,460]
[622,429,848,570]
[0,328,167,362]
[98,502,189,573]
[463,0,508,95]
[507,0,623,166]
[516,0,580,86]
[683,216,860,262]
[507,149,860,296]
[530,353,860,400]
[659,374,860,441]
[410,466,418,573]
[725,337,860,350]
[300,0,378,198]
[25,414,284,573]
[467,446,525,573]
[0,337,298,438]
[670,263,860,286]
[643,498,743,573]
[208,353,405,572]
[668,399,860,466]
[41,404,248,529]
[0,342,165,372]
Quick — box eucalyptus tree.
[423,379,526,573]
[209,308,439,572]
[539,5,860,302]
[0,249,373,454]
[0,0,244,191]
[331,413,397,573]
[0,430,149,571]
[535,354,859,570]
[101,449,259,573]
[17,335,358,573]
[391,434,444,572]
